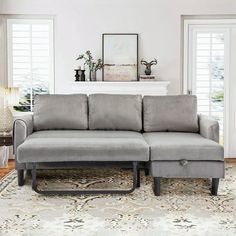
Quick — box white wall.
[0,0,236,94]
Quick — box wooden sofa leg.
[211,178,219,196]
[154,177,161,196]
[17,170,24,186]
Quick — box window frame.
[189,26,229,96]
[182,18,235,94]
[182,18,236,157]
[6,16,55,111]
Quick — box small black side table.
[0,134,13,147]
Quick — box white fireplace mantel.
[71,81,170,96]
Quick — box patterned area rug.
[0,165,236,236]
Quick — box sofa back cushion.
[143,95,199,132]
[33,94,88,131]
[89,94,142,131]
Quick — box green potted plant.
[76,50,103,81]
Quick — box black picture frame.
[102,33,139,81]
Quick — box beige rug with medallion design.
[0,164,236,236]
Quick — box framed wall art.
[102,33,138,81]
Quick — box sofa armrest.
[198,114,219,143]
[13,114,33,154]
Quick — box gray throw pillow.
[33,94,88,131]
[89,94,142,131]
[143,95,199,132]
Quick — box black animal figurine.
[141,59,157,75]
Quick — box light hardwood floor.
[0,160,15,179]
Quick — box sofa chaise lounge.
[13,94,224,196]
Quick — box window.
[7,18,54,112]
[191,29,226,144]
[182,18,236,157]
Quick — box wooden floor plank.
[225,158,236,163]
[0,160,15,179]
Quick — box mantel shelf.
[70,81,170,96]
[72,81,169,84]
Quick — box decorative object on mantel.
[74,69,81,81]
[76,51,103,81]
[102,33,138,81]
[81,69,86,81]
[141,58,157,75]
[139,75,157,81]
[74,66,86,82]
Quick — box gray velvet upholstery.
[143,132,224,161]
[22,130,142,139]
[14,115,33,152]
[143,95,199,132]
[17,130,149,163]
[199,114,219,143]
[89,94,142,131]
[150,161,225,178]
[13,94,224,190]
[33,94,88,131]
[14,115,34,169]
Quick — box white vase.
[0,107,13,134]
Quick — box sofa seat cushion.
[143,132,224,161]
[17,130,149,163]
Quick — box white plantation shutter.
[191,28,226,143]
[7,19,54,112]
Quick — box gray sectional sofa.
[13,94,224,196]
